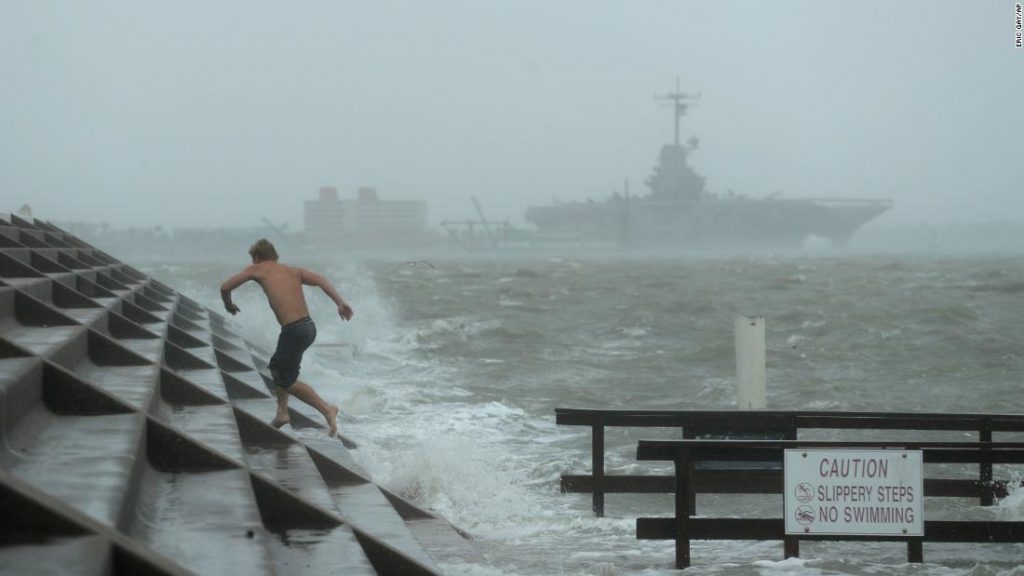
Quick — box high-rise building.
[304,186,429,244]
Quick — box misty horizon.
[2,1,1022,233]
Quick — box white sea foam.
[438,563,530,576]
[349,406,545,530]
[786,334,808,347]
[878,328,903,340]
[996,471,1024,521]
[751,557,821,575]
[400,317,504,351]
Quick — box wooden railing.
[636,439,1024,568]
[555,409,1024,516]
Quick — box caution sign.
[784,449,923,536]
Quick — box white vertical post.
[735,315,766,410]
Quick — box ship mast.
[654,78,700,147]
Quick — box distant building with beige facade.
[304,186,430,246]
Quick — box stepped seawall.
[0,212,476,575]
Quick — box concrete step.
[3,408,142,527]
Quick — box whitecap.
[995,471,1024,521]
[751,557,821,575]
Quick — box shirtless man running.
[220,239,354,437]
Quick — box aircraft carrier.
[525,87,892,250]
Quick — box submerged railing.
[637,439,1024,568]
[555,409,1024,568]
[556,409,1024,515]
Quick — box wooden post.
[682,425,697,513]
[907,538,923,562]
[736,315,766,410]
[783,536,800,559]
[674,448,692,569]
[592,424,605,516]
[980,425,994,506]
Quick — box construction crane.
[471,196,498,249]
[260,218,291,246]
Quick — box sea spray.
[996,471,1024,522]
[359,433,542,530]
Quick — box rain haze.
[8,4,1024,575]
[1,1,1022,238]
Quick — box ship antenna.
[654,77,700,147]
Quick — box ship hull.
[525,196,892,250]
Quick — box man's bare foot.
[271,414,290,429]
[326,405,339,438]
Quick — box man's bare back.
[242,261,313,326]
[221,260,354,326]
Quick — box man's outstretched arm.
[300,268,354,321]
[220,266,256,315]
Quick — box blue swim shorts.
[268,316,316,388]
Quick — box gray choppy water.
[150,253,1024,575]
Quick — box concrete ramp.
[0,213,477,575]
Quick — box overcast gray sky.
[1,1,1021,230]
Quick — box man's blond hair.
[249,238,279,262]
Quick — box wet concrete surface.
[74,361,160,411]
[0,357,42,433]
[244,442,339,510]
[130,466,273,575]
[2,409,142,526]
[0,324,84,359]
[155,402,248,463]
[266,526,377,575]
[0,535,109,576]
[0,213,474,575]
[328,482,439,569]
[164,366,231,403]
